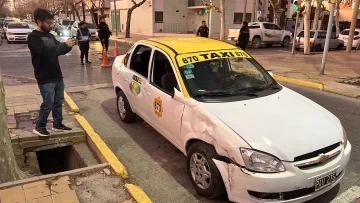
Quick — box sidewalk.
[111,33,360,98]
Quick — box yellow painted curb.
[274,75,324,90]
[64,91,80,113]
[75,114,129,179]
[115,39,135,44]
[125,184,153,203]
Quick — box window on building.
[234,13,252,24]
[155,11,163,23]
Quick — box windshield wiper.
[193,90,233,97]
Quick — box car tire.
[336,43,343,50]
[187,142,226,199]
[7,40,11,44]
[295,48,301,51]
[266,43,273,47]
[312,44,321,52]
[116,91,136,123]
[281,37,290,47]
[252,36,261,48]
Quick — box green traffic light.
[293,5,298,11]
[204,7,209,14]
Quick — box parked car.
[54,19,74,36]
[338,29,360,49]
[112,37,351,203]
[227,22,292,48]
[6,22,31,43]
[71,21,99,40]
[295,30,344,52]
[3,19,16,38]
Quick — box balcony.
[188,0,205,9]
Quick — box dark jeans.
[79,41,90,61]
[237,39,249,51]
[36,80,64,128]
[101,38,109,52]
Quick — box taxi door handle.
[125,79,130,83]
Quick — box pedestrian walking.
[76,21,91,65]
[236,21,250,51]
[196,20,209,38]
[97,15,112,53]
[27,8,76,137]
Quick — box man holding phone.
[28,8,76,137]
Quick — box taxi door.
[142,49,185,149]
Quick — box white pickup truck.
[228,22,292,48]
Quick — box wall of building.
[209,0,235,38]
[162,0,188,33]
[126,0,154,35]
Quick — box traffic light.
[293,0,302,11]
[204,7,209,14]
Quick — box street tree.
[0,0,7,9]
[125,0,147,38]
[87,0,105,25]
[303,0,312,54]
[312,0,325,30]
[335,0,354,37]
[269,0,284,25]
[200,0,226,40]
[69,0,83,21]
[0,70,26,184]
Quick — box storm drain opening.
[36,146,87,175]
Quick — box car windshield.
[8,24,29,29]
[177,54,278,98]
[62,20,73,26]
[340,30,359,35]
[297,31,315,38]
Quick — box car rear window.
[297,31,315,38]
[341,30,359,35]
[8,24,29,29]
[249,26,260,29]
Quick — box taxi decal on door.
[153,97,163,118]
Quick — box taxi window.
[129,45,152,78]
[150,51,179,95]
[8,24,29,29]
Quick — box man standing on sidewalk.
[196,20,209,38]
[27,8,76,137]
[97,15,112,52]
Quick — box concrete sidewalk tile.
[0,185,26,202]
[50,184,71,195]
[23,180,47,189]
[52,176,70,185]
[52,190,80,203]
[26,199,40,203]
[24,185,51,200]
[37,196,53,203]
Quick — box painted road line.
[64,91,80,113]
[330,186,360,203]
[274,74,324,90]
[75,114,128,179]
[125,184,153,203]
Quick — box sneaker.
[86,60,91,64]
[33,128,50,137]
[52,124,72,132]
[81,61,85,65]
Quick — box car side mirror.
[172,88,184,103]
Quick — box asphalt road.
[1,38,359,203]
[69,84,360,203]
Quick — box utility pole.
[292,11,300,55]
[243,0,248,22]
[346,0,359,53]
[114,0,118,37]
[320,0,336,75]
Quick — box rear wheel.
[252,37,261,48]
[116,91,136,123]
[312,44,321,52]
[187,142,226,198]
[336,43,343,50]
[295,48,301,51]
[281,37,290,47]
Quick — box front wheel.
[252,37,261,48]
[116,91,136,123]
[336,43,343,50]
[187,142,226,198]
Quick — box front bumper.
[7,35,28,41]
[214,141,351,203]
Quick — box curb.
[63,92,153,203]
[64,91,80,113]
[113,38,135,45]
[273,74,360,99]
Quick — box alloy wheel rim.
[190,153,212,190]
[118,96,126,119]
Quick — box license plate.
[315,170,337,191]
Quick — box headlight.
[96,31,98,36]
[240,148,285,173]
[62,30,69,35]
[342,126,347,149]
[7,32,13,35]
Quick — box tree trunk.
[125,9,133,38]
[312,0,322,30]
[335,2,340,37]
[220,0,225,40]
[303,0,312,54]
[75,8,81,21]
[243,0,247,22]
[0,70,26,184]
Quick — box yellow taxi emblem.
[176,49,251,67]
[153,97,163,118]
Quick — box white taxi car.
[6,21,31,43]
[111,37,351,203]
